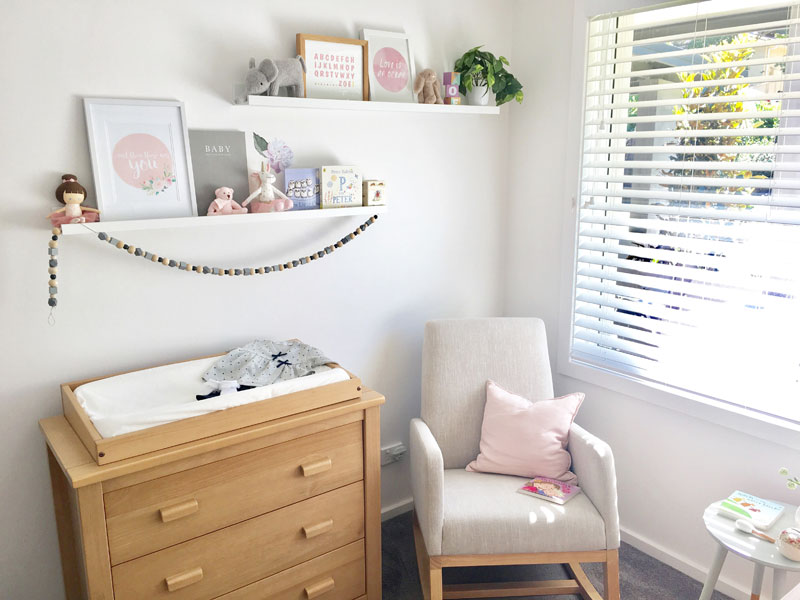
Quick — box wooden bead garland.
[47,216,378,308]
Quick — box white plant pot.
[466,84,490,106]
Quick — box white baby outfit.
[203,340,331,387]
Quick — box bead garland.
[47,215,378,308]
[48,227,61,307]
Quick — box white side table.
[699,500,800,600]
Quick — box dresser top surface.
[41,389,384,488]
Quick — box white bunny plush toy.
[242,162,293,213]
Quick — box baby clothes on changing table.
[202,340,332,387]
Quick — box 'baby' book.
[517,477,581,505]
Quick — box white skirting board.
[620,526,750,600]
[381,497,414,522]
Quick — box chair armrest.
[569,422,620,550]
[410,417,445,556]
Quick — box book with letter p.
[517,477,581,505]
[718,490,784,529]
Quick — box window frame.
[556,2,800,451]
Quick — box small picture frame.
[296,34,369,101]
[84,98,197,222]
[361,29,416,103]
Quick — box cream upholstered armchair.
[410,318,620,600]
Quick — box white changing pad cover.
[75,357,350,438]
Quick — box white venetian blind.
[573,0,800,422]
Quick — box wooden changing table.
[39,359,384,600]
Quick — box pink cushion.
[466,380,583,483]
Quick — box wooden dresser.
[40,382,384,600]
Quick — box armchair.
[410,318,620,600]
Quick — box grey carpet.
[382,511,733,600]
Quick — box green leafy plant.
[454,46,523,106]
[779,467,799,490]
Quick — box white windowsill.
[557,355,800,451]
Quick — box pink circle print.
[373,47,409,93]
[112,133,175,195]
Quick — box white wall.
[5,1,798,598]
[0,1,511,597]
[507,1,800,598]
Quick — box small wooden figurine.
[48,174,100,226]
[242,162,293,213]
[207,187,248,216]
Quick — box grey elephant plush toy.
[245,56,306,98]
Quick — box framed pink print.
[361,29,416,103]
[84,98,197,222]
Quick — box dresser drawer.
[105,422,363,564]
[217,539,365,600]
[112,481,364,600]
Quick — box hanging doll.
[242,162,293,213]
[48,174,100,226]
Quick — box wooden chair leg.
[430,561,443,600]
[604,549,620,600]
[413,513,432,600]
[568,562,604,600]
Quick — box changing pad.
[75,356,351,438]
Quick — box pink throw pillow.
[466,380,583,483]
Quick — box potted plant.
[454,46,523,106]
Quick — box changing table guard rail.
[60,353,363,465]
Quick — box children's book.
[718,491,784,529]
[188,130,249,216]
[320,166,362,208]
[517,477,581,505]
[284,168,320,210]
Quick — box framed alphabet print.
[84,98,197,221]
[296,34,369,101]
[361,29,416,103]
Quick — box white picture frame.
[84,98,197,222]
[360,29,416,103]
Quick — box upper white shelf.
[59,205,387,236]
[238,94,500,115]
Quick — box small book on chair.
[517,477,582,505]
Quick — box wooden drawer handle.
[302,518,334,539]
[305,576,335,599]
[300,456,332,477]
[165,567,203,592]
[159,499,199,523]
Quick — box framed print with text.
[84,98,197,221]
[296,34,369,101]
[361,29,416,103]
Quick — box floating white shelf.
[59,205,387,236]
[238,94,500,115]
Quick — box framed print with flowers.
[84,98,197,221]
[360,29,416,103]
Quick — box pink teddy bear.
[207,187,248,216]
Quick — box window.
[572,0,800,423]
